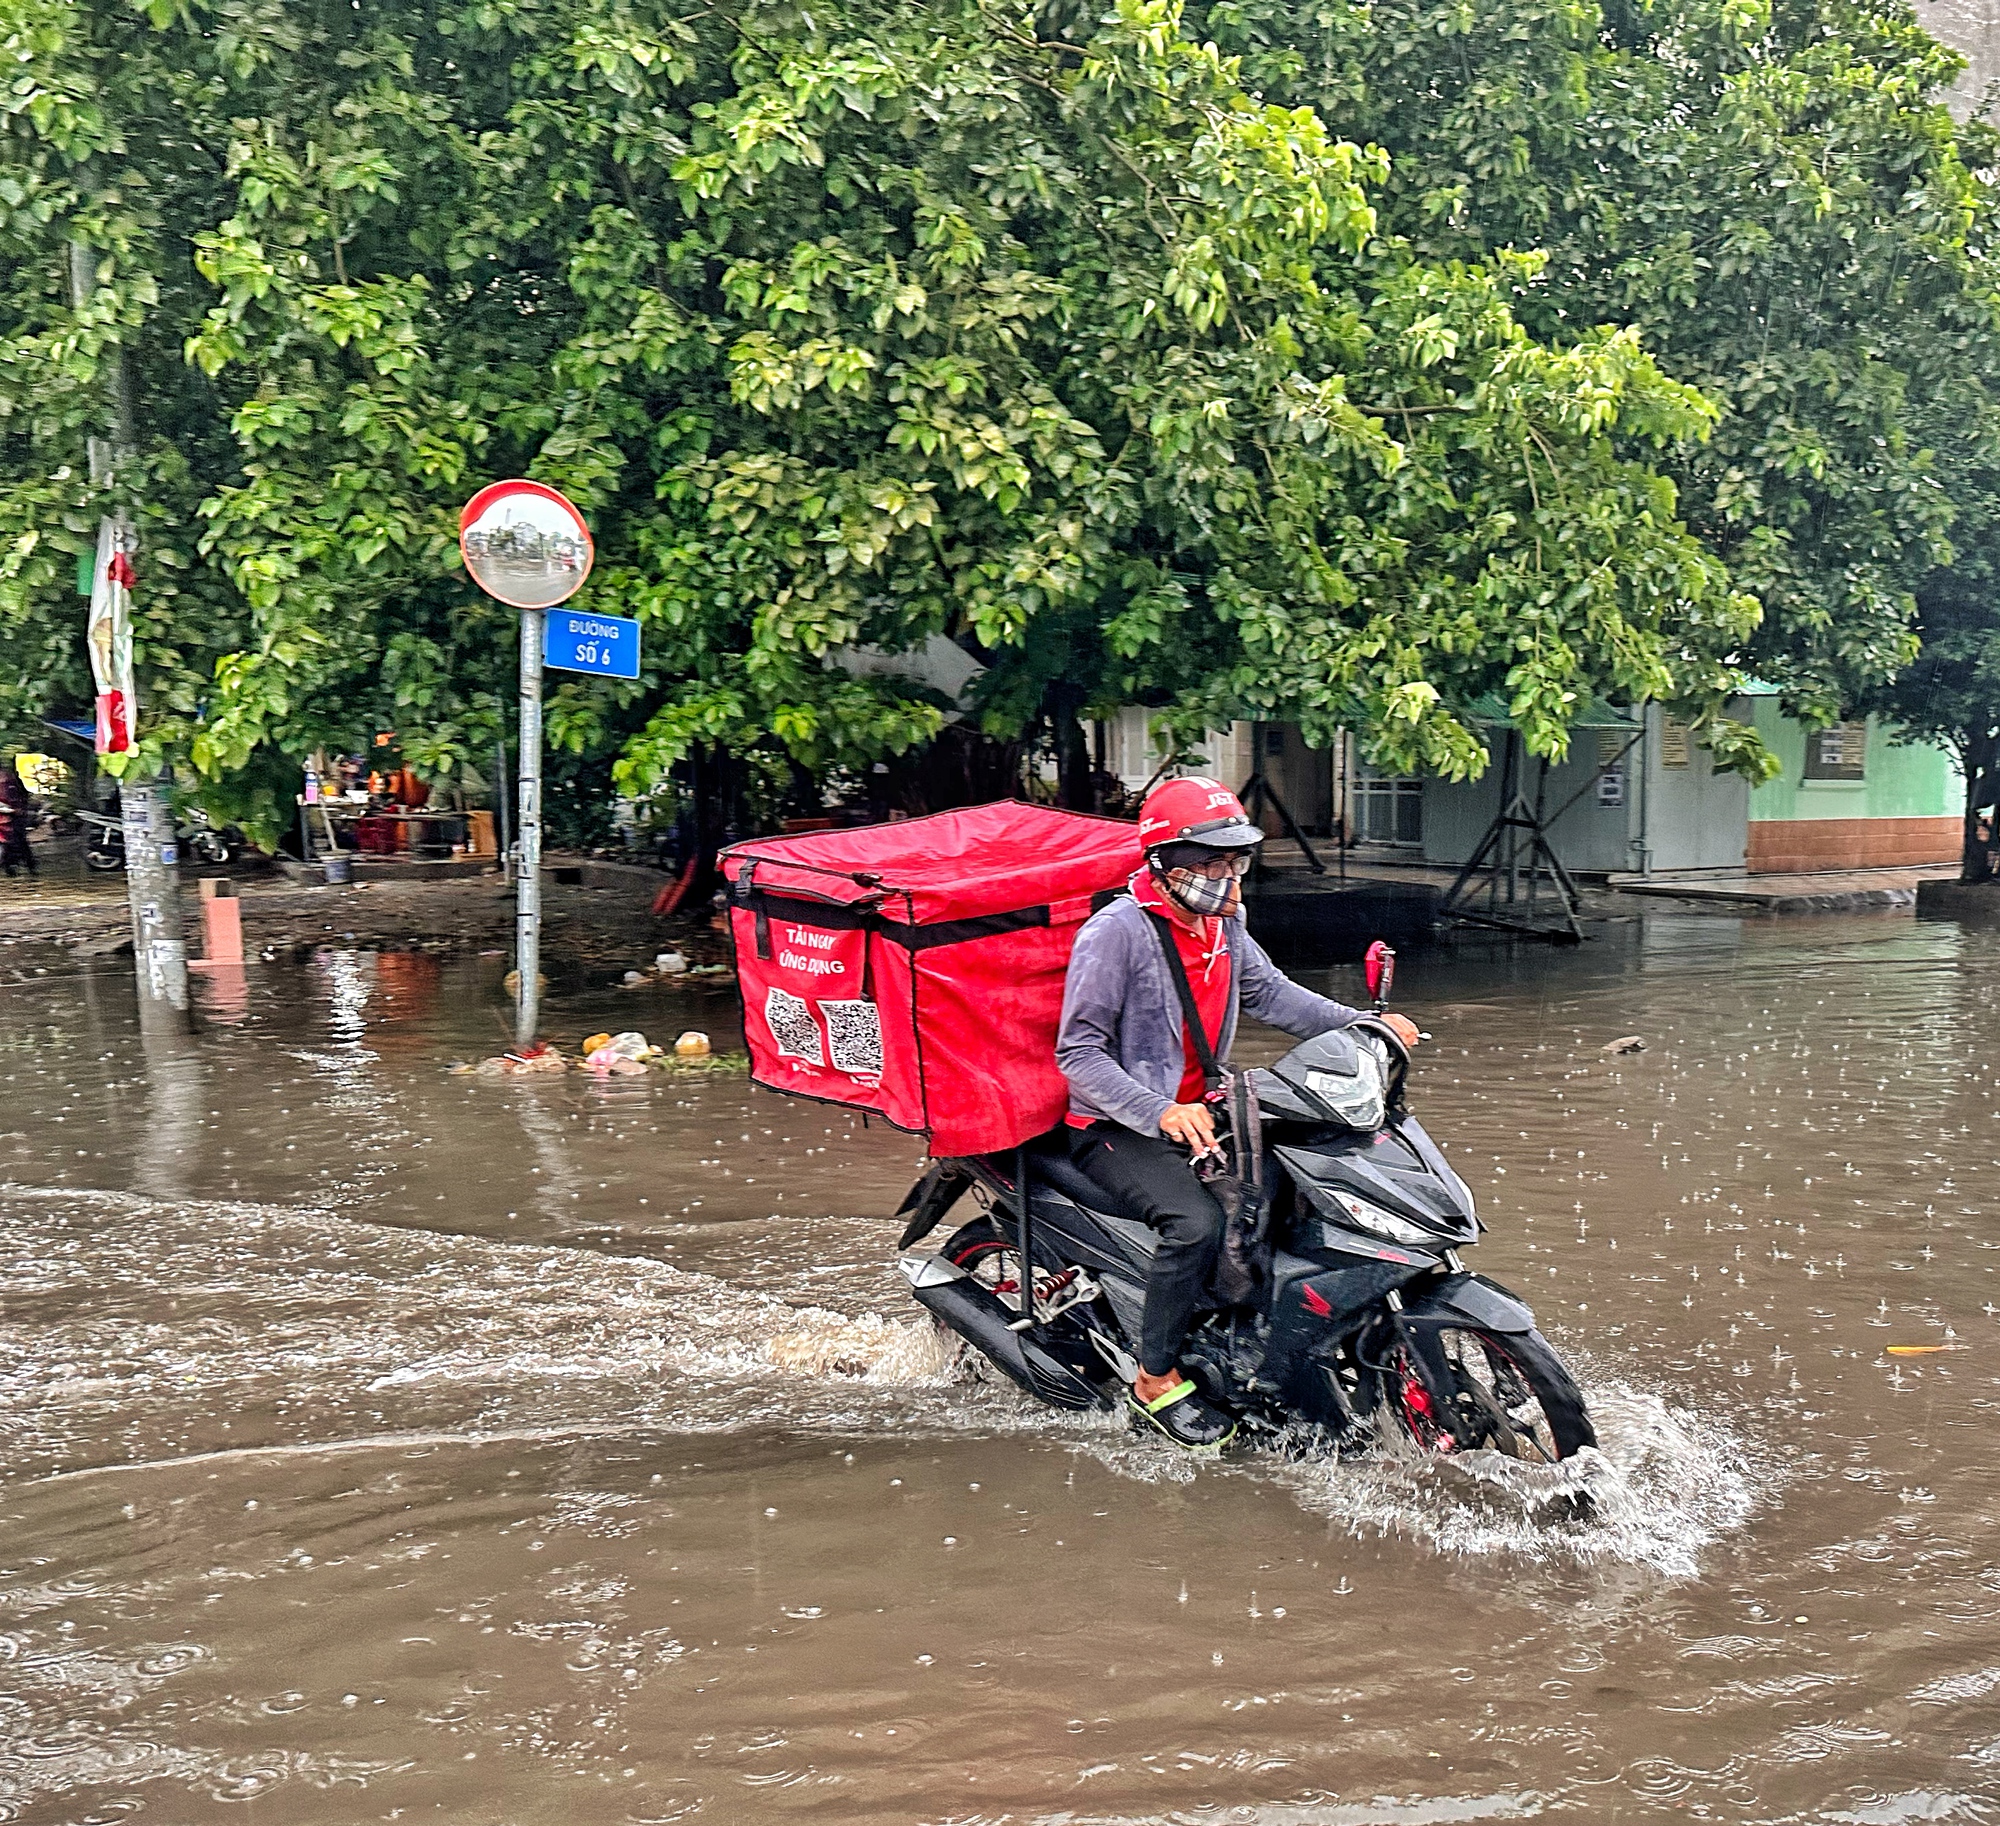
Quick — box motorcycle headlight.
[1325,1189,1436,1248]
[1304,1050,1386,1130]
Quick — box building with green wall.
[1744,701,1961,873]
[1095,702,1968,879]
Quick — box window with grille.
[1351,769,1423,846]
[1802,721,1867,782]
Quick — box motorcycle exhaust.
[899,1255,1108,1412]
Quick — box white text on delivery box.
[779,926,849,977]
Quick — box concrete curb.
[1614,883,1927,915]
[1916,879,2000,921]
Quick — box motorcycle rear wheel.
[1386,1325,1594,1463]
[938,1215,1020,1303]
[84,847,124,872]
[935,1213,1112,1339]
[928,1216,1095,1391]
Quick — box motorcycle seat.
[962,1133,1160,1270]
[1019,1133,1112,1212]
[1019,1133,1160,1265]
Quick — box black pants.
[1070,1125,1225,1377]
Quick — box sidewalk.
[1256,838,1959,917]
[1608,863,1957,913]
[0,835,703,974]
[1253,842,1462,890]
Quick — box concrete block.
[202,894,244,962]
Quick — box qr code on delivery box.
[763,987,824,1066]
[763,988,881,1078]
[821,998,883,1077]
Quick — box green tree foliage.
[1859,497,2000,879]
[3,0,1772,818]
[1205,0,2000,745]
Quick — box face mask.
[1162,865,1238,919]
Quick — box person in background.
[0,761,39,878]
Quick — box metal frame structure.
[1436,722,1643,943]
[1238,764,1327,877]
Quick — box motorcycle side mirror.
[1364,940,1395,1008]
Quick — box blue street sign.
[544,609,641,679]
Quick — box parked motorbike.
[80,806,241,872]
[894,946,1596,1464]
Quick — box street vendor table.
[302,803,469,861]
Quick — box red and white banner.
[85,519,137,754]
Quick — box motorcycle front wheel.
[1384,1324,1594,1463]
[84,846,124,872]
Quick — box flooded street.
[4,914,1999,1825]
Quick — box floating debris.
[453,1028,739,1079]
[584,1031,656,1075]
[504,1043,567,1076]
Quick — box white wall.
[1098,711,1256,795]
[1100,708,1164,789]
[1420,709,1748,875]
[1200,723,1255,793]
[1636,706,1749,873]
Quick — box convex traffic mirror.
[459,480,594,609]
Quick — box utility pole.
[70,237,188,1023]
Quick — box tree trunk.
[682,743,742,908]
[1962,726,1997,884]
[1050,683,1092,810]
[873,725,1025,813]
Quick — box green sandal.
[1128,1377,1238,1453]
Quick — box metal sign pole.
[457,477,595,1049]
[515,609,542,1046]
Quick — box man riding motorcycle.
[1055,777,1423,1450]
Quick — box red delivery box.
[721,802,1140,1158]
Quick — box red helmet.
[1137,776,1263,852]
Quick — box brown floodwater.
[3,912,1998,1825]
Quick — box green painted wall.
[1746,703,1962,823]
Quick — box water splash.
[1240,1370,1765,1575]
[0,1178,1761,1577]
[763,1308,956,1382]
[0,1184,963,1488]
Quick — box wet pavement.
[3,913,1998,1824]
[0,832,700,978]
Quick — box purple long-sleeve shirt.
[1056,895,1361,1135]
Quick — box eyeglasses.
[1172,852,1253,881]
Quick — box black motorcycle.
[81,805,240,871]
[893,961,1595,1464]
